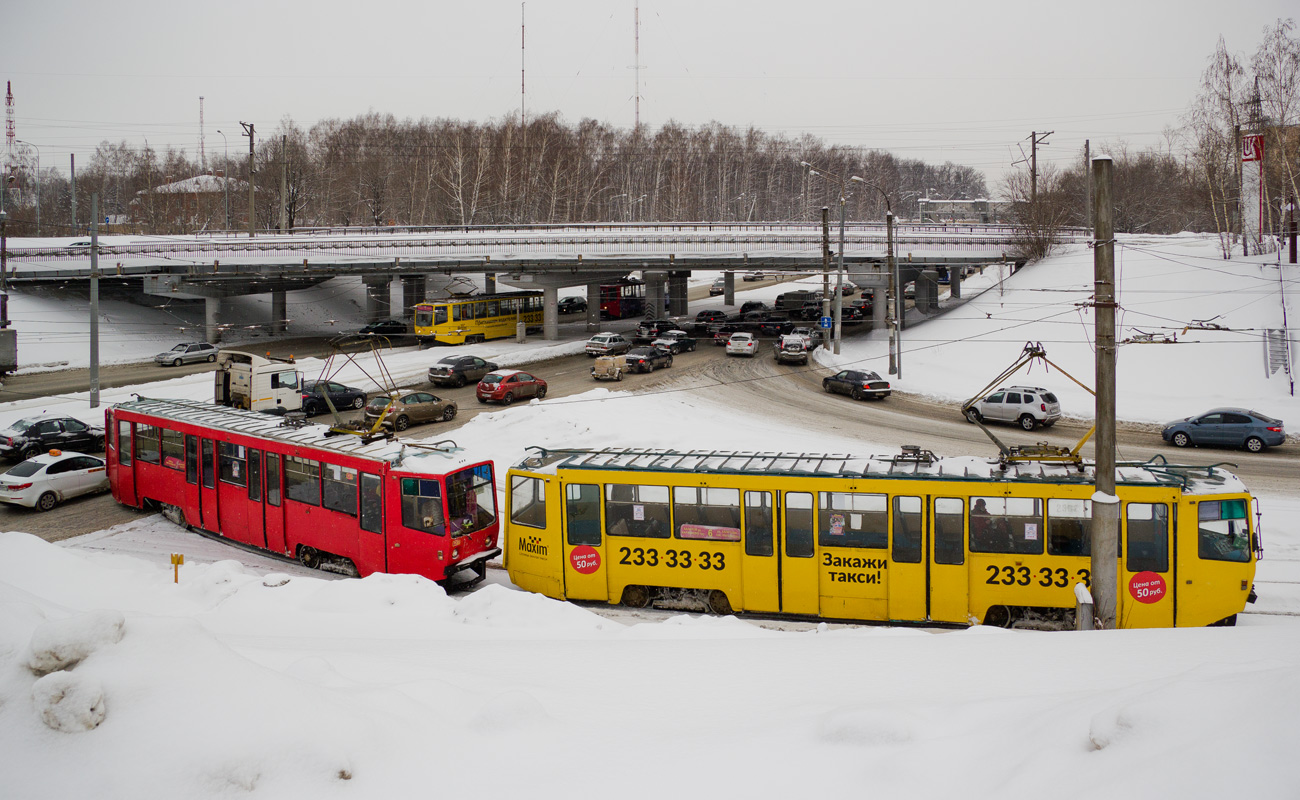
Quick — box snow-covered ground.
[2,233,1298,798]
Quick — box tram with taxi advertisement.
[413,291,543,345]
[504,445,1259,628]
[106,397,500,584]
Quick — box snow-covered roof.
[141,174,249,195]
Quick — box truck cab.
[214,351,304,414]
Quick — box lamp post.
[216,130,230,231]
[800,162,846,354]
[15,140,39,237]
[851,176,900,378]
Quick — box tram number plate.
[618,546,726,571]
[985,565,1091,588]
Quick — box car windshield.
[436,357,459,366]
[169,344,187,352]
[481,374,504,385]
[7,460,44,477]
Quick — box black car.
[558,296,587,314]
[822,369,892,401]
[428,355,499,387]
[624,345,674,373]
[757,314,795,337]
[740,300,769,314]
[634,319,681,344]
[0,415,106,461]
[712,324,742,345]
[301,381,369,415]
[359,319,408,336]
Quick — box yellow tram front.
[414,292,543,345]
[504,447,1258,629]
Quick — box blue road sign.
[820,316,832,329]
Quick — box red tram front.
[106,397,500,584]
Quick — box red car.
[476,369,548,405]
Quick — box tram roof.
[114,397,477,472]
[517,446,1247,494]
[416,291,542,305]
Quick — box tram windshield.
[446,464,496,536]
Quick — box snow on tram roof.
[516,446,1248,495]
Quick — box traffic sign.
[820,316,832,329]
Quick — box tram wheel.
[984,605,1013,628]
[707,590,733,615]
[620,585,651,608]
[298,547,321,570]
[160,503,186,527]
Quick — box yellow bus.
[504,446,1259,629]
[413,292,544,345]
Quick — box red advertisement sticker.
[1128,571,1167,604]
[570,546,601,575]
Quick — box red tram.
[106,397,500,584]
[599,279,648,320]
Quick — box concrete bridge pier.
[484,273,497,294]
[271,291,287,335]
[668,271,689,317]
[542,285,559,340]
[401,275,426,319]
[645,272,667,320]
[947,267,962,299]
[206,297,223,343]
[723,271,736,306]
[586,282,601,332]
[364,275,393,322]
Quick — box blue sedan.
[1161,408,1286,453]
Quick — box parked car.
[585,332,632,357]
[775,338,809,365]
[477,370,548,405]
[965,386,1060,430]
[591,355,628,381]
[363,391,457,431]
[428,354,499,387]
[1161,408,1286,453]
[0,450,109,511]
[848,297,874,315]
[743,270,767,282]
[651,330,697,353]
[0,415,105,461]
[822,369,891,401]
[154,342,219,366]
[300,380,368,415]
[726,332,758,357]
[359,319,408,336]
[625,345,674,373]
[709,278,726,296]
[558,296,587,314]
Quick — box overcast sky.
[3,0,1294,191]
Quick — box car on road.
[690,309,729,334]
[558,296,588,314]
[363,391,457,431]
[1161,408,1286,453]
[0,415,105,461]
[822,369,891,400]
[964,386,1060,430]
[775,338,809,365]
[840,280,859,296]
[634,319,682,344]
[743,270,767,282]
[651,330,697,353]
[359,319,408,336]
[712,324,742,346]
[0,450,110,511]
[477,369,548,405]
[428,354,499,387]
[725,332,758,357]
[740,300,769,315]
[756,314,795,337]
[300,380,368,415]
[783,327,815,349]
[709,278,726,296]
[154,342,219,366]
[585,332,632,357]
[591,355,628,381]
[624,345,674,373]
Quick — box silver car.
[154,342,219,366]
[966,386,1061,430]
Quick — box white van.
[214,351,304,414]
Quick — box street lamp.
[851,175,900,379]
[216,130,230,231]
[800,162,846,354]
[15,140,39,236]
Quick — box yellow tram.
[504,447,1259,628]
[413,292,544,345]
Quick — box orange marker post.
[171,553,184,583]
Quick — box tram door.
[740,491,780,613]
[780,492,819,615]
[1118,502,1174,628]
[112,418,137,505]
[560,480,607,601]
[888,496,927,621]
[199,438,219,532]
[928,497,970,624]
[245,449,266,549]
[263,454,287,555]
[183,435,201,526]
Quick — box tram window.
[452,304,465,322]
[745,491,774,557]
[218,442,248,487]
[486,301,500,317]
[785,492,815,558]
[185,435,198,485]
[201,439,215,489]
[511,476,546,529]
[606,484,671,539]
[161,428,185,471]
[135,424,162,465]
[1047,499,1092,556]
[401,478,445,535]
[118,421,132,466]
[933,498,965,565]
[323,464,359,516]
[360,474,382,533]
[673,486,741,541]
[266,454,282,506]
[566,483,601,546]
[448,464,496,535]
[969,496,1043,555]
[474,301,487,319]
[284,456,321,506]
[892,496,923,563]
[818,492,888,549]
[1125,503,1169,572]
[1197,500,1250,563]
[248,449,262,502]
[434,306,447,325]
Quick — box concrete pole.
[1288,194,1296,264]
[89,194,100,408]
[888,210,899,379]
[820,207,831,348]
[832,194,845,355]
[585,281,600,332]
[542,285,558,340]
[280,135,288,233]
[245,122,256,238]
[1090,157,1119,630]
[70,154,77,233]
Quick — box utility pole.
[241,122,255,238]
[820,207,831,350]
[90,194,100,408]
[1029,130,1053,203]
[1288,194,1296,264]
[887,208,899,379]
[70,154,76,232]
[280,135,288,233]
[1090,157,1118,629]
[1083,139,1091,228]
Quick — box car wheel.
[477,397,487,404]
[665,356,674,368]
[1018,414,1037,431]
[614,370,623,381]
[351,396,365,409]
[36,492,59,512]
[851,387,864,401]
[207,353,217,362]
[441,406,457,422]
[1245,436,1265,453]
[93,436,106,452]
[502,392,514,405]
[172,357,183,367]
[393,415,410,432]
[455,374,467,387]
[537,386,547,399]
[1172,431,1190,448]
[823,380,832,393]
[20,444,41,460]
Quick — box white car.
[725,332,758,357]
[0,450,110,511]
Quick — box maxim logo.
[518,535,548,556]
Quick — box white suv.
[966,386,1061,430]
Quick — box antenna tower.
[5,81,14,168]
[199,96,206,171]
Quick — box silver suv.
[966,386,1061,430]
